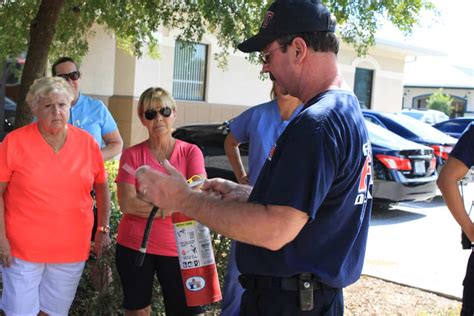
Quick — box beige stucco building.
[79,26,429,148]
[403,56,474,117]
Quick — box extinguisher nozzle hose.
[135,206,159,267]
[135,252,146,267]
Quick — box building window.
[354,67,374,109]
[172,41,208,101]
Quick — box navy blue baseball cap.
[238,0,336,53]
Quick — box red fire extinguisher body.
[172,212,222,306]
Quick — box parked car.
[432,117,474,139]
[365,120,437,208]
[3,96,16,132]
[172,122,248,182]
[401,108,448,125]
[363,110,457,171]
[173,120,437,209]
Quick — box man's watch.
[97,225,110,234]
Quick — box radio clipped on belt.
[239,273,332,312]
[298,272,314,311]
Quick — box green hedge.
[70,160,232,315]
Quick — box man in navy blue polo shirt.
[136,0,373,314]
[438,123,474,316]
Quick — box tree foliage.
[328,0,436,56]
[427,88,453,116]
[0,0,267,67]
[0,0,434,127]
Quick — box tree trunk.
[14,0,65,128]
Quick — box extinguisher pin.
[188,179,205,188]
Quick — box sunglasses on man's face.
[144,107,173,120]
[259,45,285,64]
[57,71,81,81]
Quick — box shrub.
[70,160,230,315]
[427,88,452,116]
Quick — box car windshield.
[438,119,473,133]
[384,113,456,144]
[402,111,424,120]
[4,97,16,109]
[365,120,425,150]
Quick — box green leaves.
[326,0,435,56]
[0,0,36,63]
[0,0,434,65]
[427,88,453,116]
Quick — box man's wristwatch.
[97,225,110,234]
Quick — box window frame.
[172,40,208,102]
[354,67,374,109]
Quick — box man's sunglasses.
[144,107,172,120]
[57,71,81,81]
[259,45,285,64]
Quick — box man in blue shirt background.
[52,57,123,243]
[52,57,123,161]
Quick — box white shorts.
[1,257,85,316]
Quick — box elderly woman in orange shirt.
[0,77,110,316]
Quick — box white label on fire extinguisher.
[174,220,216,269]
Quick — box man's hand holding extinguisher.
[136,162,223,306]
[136,160,252,209]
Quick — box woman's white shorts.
[1,257,85,316]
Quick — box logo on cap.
[261,11,274,29]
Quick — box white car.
[401,109,449,125]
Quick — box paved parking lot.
[363,185,474,299]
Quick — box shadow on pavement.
[399,195,445,209]
[370,207,426,226]
[370,195,446,226]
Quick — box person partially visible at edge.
[114,87,206,316]
[437,123,474,316]
[0,77,111,316]
[52,56,123,161]
[136,0,373,314]
[221,80,302,316]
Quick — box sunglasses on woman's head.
[144,107,172,120]
[57,71,81,81]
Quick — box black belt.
[239,274,334,291]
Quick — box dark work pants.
[239,287,343,316]
[462,250,474,316]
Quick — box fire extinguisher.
[171,176,222,307]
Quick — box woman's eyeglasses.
[57,71,81,81]
[144,107,172,120]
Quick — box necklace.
[41,128,68,153]
[148,138,176,162]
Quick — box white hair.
[26,77,74,108]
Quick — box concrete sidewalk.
[363,190,473,300]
